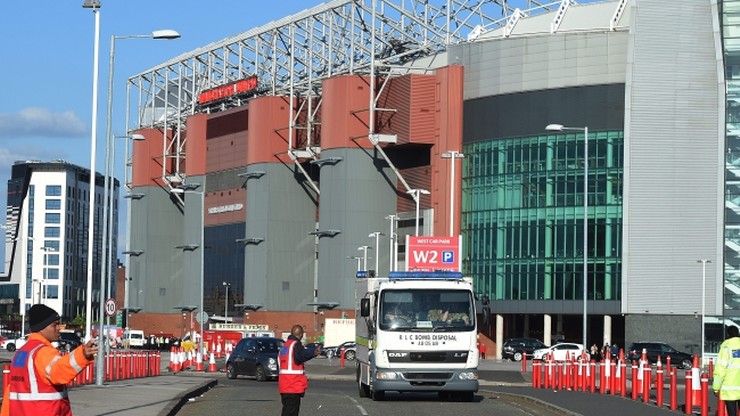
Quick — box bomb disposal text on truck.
[355,271,478,401]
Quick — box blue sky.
[0,1,317,264]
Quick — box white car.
[2,335,29,352]
[532,343,588,361]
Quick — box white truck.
[355,271,479,401]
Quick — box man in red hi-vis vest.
[1,304,98,416]
[279,325,320,416]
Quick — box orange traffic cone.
[207,352,217,372]
[216,342,222,359]
[171,348,181,373]
[195,350,204,371]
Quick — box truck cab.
[355,271,479,401]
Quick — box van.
[123,330,145,349]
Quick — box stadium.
[122,0,730,356]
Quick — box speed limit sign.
[104,298,117,317]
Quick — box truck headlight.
[458,371,478,380]
[376,371,400,380]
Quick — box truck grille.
[403,372,453,380]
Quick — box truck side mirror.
[360,298,370,317]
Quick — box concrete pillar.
[495,314,504,360]
[523,314,530,337]
[544,314,552,346]
[603,315,612,347]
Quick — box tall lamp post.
[546,124,589,349]
[697,259,711,363]
[82,0,102,345]
[96,27,180,388]
[406,189,430,236]
[358,246,372,271]
[385,214,398,272]
[441,151,465,237]
[223,282,231,322]
[368,232,384,274]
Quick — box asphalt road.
[176,378,571,416]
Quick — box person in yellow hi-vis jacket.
[1,304,98,416]
[714,325,740,416]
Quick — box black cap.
[29,304,60,332]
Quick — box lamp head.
[546,124,564,131]
[152,29,181,40]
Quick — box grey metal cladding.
[622,0,723,315]
[449,31,628,101]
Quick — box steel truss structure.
[124,0,591,191]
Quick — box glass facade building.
[463,131,624,305]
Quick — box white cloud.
[0,107,87,138]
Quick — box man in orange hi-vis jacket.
[1,304,98,416]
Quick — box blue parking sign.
[442,250,454,263]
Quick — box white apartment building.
[2,160,118,325]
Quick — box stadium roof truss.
[124,0,588,191]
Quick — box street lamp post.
[347,256,362,272]
[223,282,231,321]
[82,0,102,345]
[385,215,398,272]
[406,189,430,236]
[358,246,372,271]
[96,27,180,388]
[546,124,589,349]
[441,151,465,237]
[368,232,384,274]
[697,259,711,363]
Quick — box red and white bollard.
[656,356,664,408]
[700,373,708,416]
[669,367,678,411]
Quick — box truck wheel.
[7,344,15,352]
[358,380,370,398]
[371,389,384,401]
[458,392,474,402]
[357,367,369,398]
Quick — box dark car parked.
[627,342,693,369]
[58,331,83,352]
[225,337,284,381]
[502,338,548,361]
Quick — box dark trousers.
[725,400,740,416]
[281,393,303,416]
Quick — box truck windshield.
[378,289,475,332]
